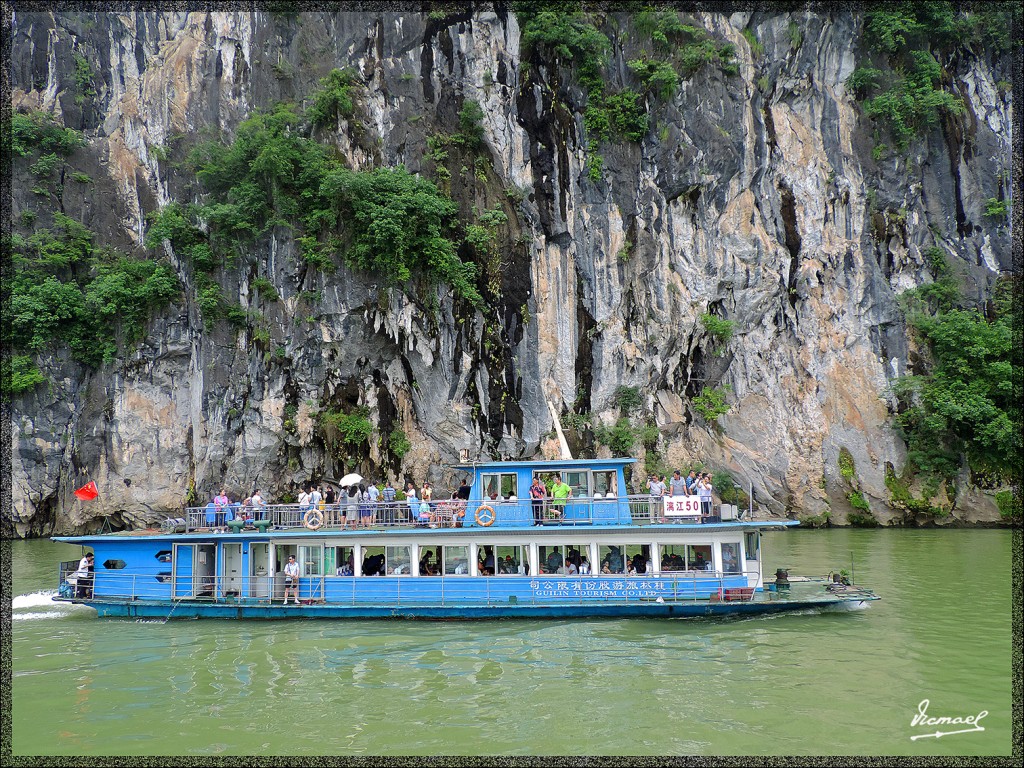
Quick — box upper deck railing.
[173,495,745,534]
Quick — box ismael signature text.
[910,699,987,740]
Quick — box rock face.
[6,9,1014,536]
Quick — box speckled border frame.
[0,0,1020,764]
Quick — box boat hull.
[64,595,876,620]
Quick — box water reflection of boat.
[52,457,879,620]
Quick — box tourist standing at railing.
[358,484,374,528]
[698,473,714,517]
[670,470,687,498]
[686,470,699,495]
[250,489,265,518]
[324,485,337,524]
[381,480,396,524]
[647,474,666,521]
[405,483,418,523]
[214,489,230,527]
[366,481,380,526]
[298,487,312,512]
[529,476,547,526]
[550,475,571,520]
[343,484,361,530]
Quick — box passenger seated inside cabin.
[362,553,386,576]
[631,553,647,575]
[601,546,624,574]
[545,549,563,574]
[479,546,496,576]
[498,555,517,574]
[579,558,591,575]
[419,550,439,576]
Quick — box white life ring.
[303,509,324,530]
[474,505,495,527]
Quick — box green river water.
[9,529,1016,757]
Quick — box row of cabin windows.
[480,470,619,501]
[289,535,757,578]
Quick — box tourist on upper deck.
[310,485,323,512]
[456,479,471,501]
[686,470,699,495]
[249,489,266,520]
[421,482,432,502]
[670,471,687,498]
[324,485,336,518]
[550,475,571,519]
[647,474,666,521]
[358,484,374,528]
[530,477,547,525]
[698,473,714,517]
[298,487,312,511]
[381,480,396,524]
[405,483,418,523]
[344,484,361,530]
[213,489,230,527]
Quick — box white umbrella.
[339,473,363,487]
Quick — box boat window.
[481,472,518,500]
[659,544,712,571]
[386,545,412,576]
[686,544,713,571]
[332,547,354,576]
[623,545,651,575]
[360,546,386,576]
[102,559,127,570]
[441,545,471,575]
[275,545,296,573]
[660,545,686,571]
[298,545,323,576]
[593,470,618,497]
[538,544,586,574]
[477,545,528,575]
[721,542,741,573]
[418,546,442,576]
[744,532,759,560]
[598,545,627,574]
[564,470,589,498]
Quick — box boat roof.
[52,519,798,545]
[454,458,637,471]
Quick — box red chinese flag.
[74,481,99,501]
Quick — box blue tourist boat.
[52,457,878,620]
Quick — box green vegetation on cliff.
[850,2,1018,151]
[894,278,1017,484]
[150,83,482,307]
[6,213,179,386]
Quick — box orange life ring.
[303,509,324,530]
[474,505,495,527]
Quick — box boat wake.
[12,590,89,620]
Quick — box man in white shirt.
[283,555,300,604]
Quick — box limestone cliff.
[5,6,1015,536]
